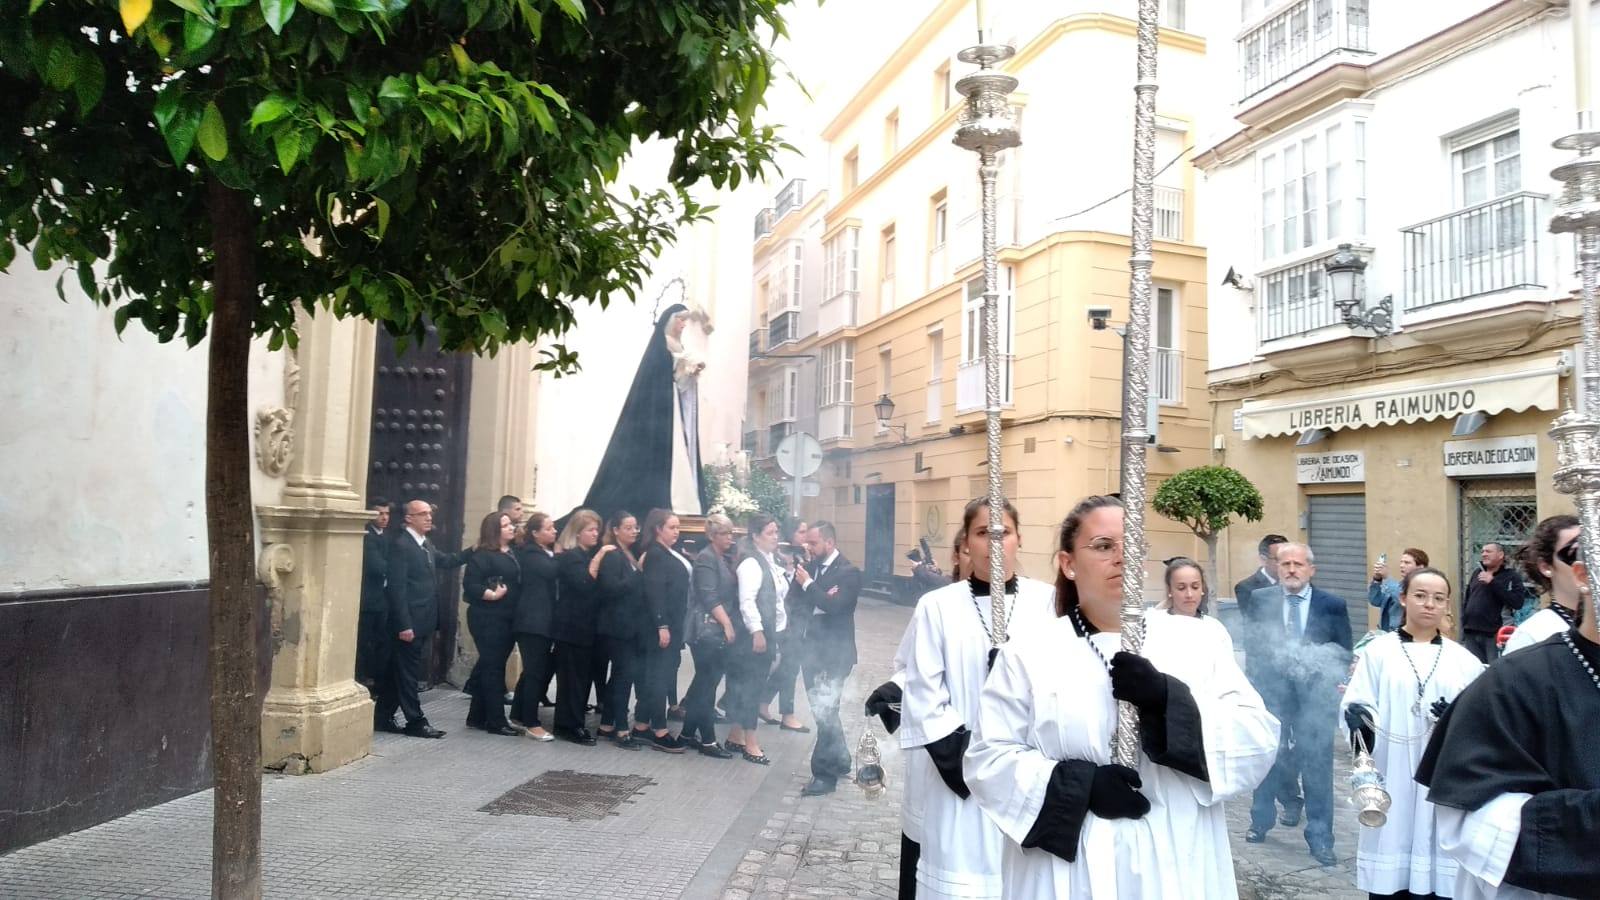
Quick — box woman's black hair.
[1519,514,1580,594]
[1053,495,1125,617]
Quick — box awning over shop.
[1240,356,1566,440]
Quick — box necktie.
[1287,593,1305,639]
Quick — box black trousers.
[465,608,515,730]
[762,630,801,716]
[804,662,853,782]
[1462,630,1498,664]
[898,833,919,900]
[510,632,555,728]
[590,640,612,715]
[376,632,429,726]
[637,641,681,730]
[553,640,593,733]
[682,641,727,745]
[1251,696,1336,850]
[355,608,390,690]
[597,634,644,732]
[726,639,775,731]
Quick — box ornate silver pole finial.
[1549,0,1600,610]
[953,28,1021,652]
[1111,0,1162,769]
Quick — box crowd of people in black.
[353,494,863,796]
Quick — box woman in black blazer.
[510,512,560,741]
[463,511,522,736]
[635,508,693,753]
[683,513,739,757]
[551,510,604,746]
[592,510,647,750]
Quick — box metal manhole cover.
[479,770,655,822]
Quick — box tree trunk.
[1203,533,1220,604]
[206,176,262,900]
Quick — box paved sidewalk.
[0,596,1368,899]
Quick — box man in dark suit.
[355,498,391,696]
[793,521,862,796]
[375,499,463,739]
[1233,532,1288,620]
[1244,542,1354,867]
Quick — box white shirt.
[1258,566,1278,584]
[736,551,789,635]
[406,526,426,547]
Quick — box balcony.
[956,356,1015,414]
[1238,0,1370,100]
[1155,186,1184,242]
[1155,348,1182,404]
[774,178,807,221]
[769,421,794,451]
[1258,250,1343,342]
[1401,192,1548,312]
[819,290,859,336]
[819,403,853,442]
[767,310,800,348]
[753,207,775,242]
[741,429,760,457]
[748,328,764,358]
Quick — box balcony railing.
[819,403,852,442]
[767,310,800,348]
[749,328,764,358]
[1259,250,1343,342]
[956,356,1015,414]
[741,429,760,458]
[769,421,794,450]
[774,178,807,221]
[1401,192,1548,312]
[753,207,775,242]
[1155,186,1184,241]
[1155,348,1182,403]
[819,290,858,336]
[1239,0,1370,99]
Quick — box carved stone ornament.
[254,348,301,477]
[259,542,296,654]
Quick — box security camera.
[1086,306,1113,330]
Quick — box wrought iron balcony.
[1238,0,1370,99]
[1155,348,1183,403]
[1258,250,1344,342]
[741,429,760,458]
[774,178,807,221]
[769,421,793,450]
[767,310,800,348]
[748,328,764,358]
[1155,186,1185,242]
[753,207,775,242]
[1401,192,1549,311]
[956,357,1014,415]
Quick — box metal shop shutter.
[1307,493,1369,634]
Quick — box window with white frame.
[962,266,1015,363]
[786,368,799,421]
[1160,0,1185,30]
[1453,123,1524,260]
[824,227,860,300]
[1259,116,1368,263]
[820,340,855,407]
[1154,287,1181,403]
[926,328,944,422]
[932,192,948,249]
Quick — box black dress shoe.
[1245,828,1268,844]
[486,724,522,737]
[667,706,686,722]
[1310,846,1337,867]
[375,718,405,734]
[800,778,837,796]
[1279,806,1302,828]
[648,731,687,754]
[465,718,484,730]
[558,728,598,746]
[403,722,446,739]
[696,741,733,759]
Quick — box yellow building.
[745,1,1213,599]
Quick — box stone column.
[254,311,378,773]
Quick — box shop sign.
[1297,451,1365,484]
[1443,435,1538,477]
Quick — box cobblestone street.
[0,597,1366,899]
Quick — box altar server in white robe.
[1342,567,1484,899]
[1504,516,1580,657]
[965,495,1280,899]
[899,496,1057,900]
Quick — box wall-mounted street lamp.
[873,394,910,443]
[1324,243,1393,334]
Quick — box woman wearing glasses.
[1505,515,1582,656]
[1341,567,1483,900]
[965,495,1278,898]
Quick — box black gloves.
[925,727,972,799]
[864,681,903,734]
[1110,652,1168,713]
[1429,697,1450,720]
[1089,764,1150,820]
[1345,704,1376,751]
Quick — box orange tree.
[1,0,792,895]
[1152,465,1265,597]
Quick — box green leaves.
[1152,466,1265,539]
[198,101,229,160]
[553,0,584,22]
[250,94,295,128]
[154,85,202,164]
[260,0,296,34]
[272,129,302,173]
